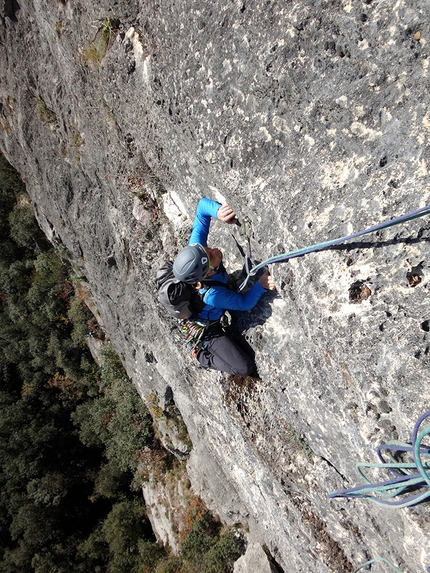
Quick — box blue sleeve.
[203,282,267,311]
[189,198,222,246]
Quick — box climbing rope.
[328,411,430,508]
[354,557,403,573]
[237,204,430,292]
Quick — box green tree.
[73,345,153,477]
[8,203,40,250]
[102,500,152,573]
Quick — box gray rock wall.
[1,0,429,571]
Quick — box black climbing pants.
[195,325,254,376]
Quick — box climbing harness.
[237,204,430,292]
[328,411,430,508]
[354,557,403,573]
[180,318,223,354]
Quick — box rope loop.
[329,411,430,508]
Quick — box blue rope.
[329,411,430,508]
[238,204,430,291]
[354,557,403,573]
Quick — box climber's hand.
[258,270,276,291]
[217,204,238,224]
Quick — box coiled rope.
[237,204,430,292]
[329,411,430,508]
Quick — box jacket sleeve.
[203,282,267,311]
[189,198,222,246]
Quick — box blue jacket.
[189,198,267,321]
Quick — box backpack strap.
[200,279,229,289]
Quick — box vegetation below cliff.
[0,152,246,573]
[0,153,157,571]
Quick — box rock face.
[1,0,430,571]
[234,542,278,573]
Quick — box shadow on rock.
[218,264,278,380]
[329,234,430,253]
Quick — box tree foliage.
[0,153,157,572]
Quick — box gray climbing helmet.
[173,243,210,283]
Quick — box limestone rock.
[234,542,279,573]
[142,479,181,554]
[1,0,430,571]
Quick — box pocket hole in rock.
[406,263,424,287]
[349,281,371,303]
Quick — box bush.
[67,296,92,347]
[203,529,245,573]
[181,511,221,564]
[72,345,154,480]
[138,540,167,572]
[155,556,183,573]
[176,511,245,573]
[0,154,158,573]
[9,202,40,249]
[102,500,149,573]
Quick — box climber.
[172,197,276,376]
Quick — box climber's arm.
[189,198,237,246]
[189,198,221,247]
[203,282,268,312]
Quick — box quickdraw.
[180,320,207,352]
